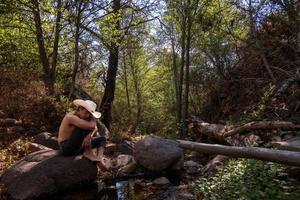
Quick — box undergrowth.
[194,159,300,200]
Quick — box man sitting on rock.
[58,99,110,170]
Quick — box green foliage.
[194,159,300,200]
[0,137,31,171]
[98,11,122,46]
[239,84,276,124]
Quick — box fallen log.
[188,117,300,139]
[186,116,230,145]
[222,121,300,138]
[177,140,300,167]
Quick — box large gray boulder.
[133,135,183,172]
[1,149,97,200]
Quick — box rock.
[61,183,98,200]
[118,140,134,155]
[115,154,137,175]
[7,126,25,134]
[245,134,261,146]
[189,151,202,158]
[1,149,97,200]
[116,154,134,168]
[0,110,5,118]
[202,155,228,175]
[184,160,200,168]
[271,136,282,142]
[133,135,183,172]
[184,160,201,174]
[104,141,134,155]
[285,167,300,181]
[104,143,118,155]
[153,177,170,186]
[0,118,22,127]
[24,128,42,136]
[176,192,195,200]
[170,154,184,171]
[283,134,294,140]
[28,142,52,153]
[34,132,59,150]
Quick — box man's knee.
[91,136,106,148]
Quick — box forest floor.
[1,114,300,200]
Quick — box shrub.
[194,159,300,200]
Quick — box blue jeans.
[59,127,106,156]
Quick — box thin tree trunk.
[31,0,62,95]
[69,1,82,99]
[184,1,192,129]
[99,0,121,130]
[123,49,131,114]
[31,0,52,95]
[50,0,63,95]
[179,9,186,136]
[248,0,276,84]
[170,31,180,124]
[129,50,141,133]
[178,139,300,167]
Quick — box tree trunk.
[129,50,141,133]
[183,1,192,134]
[31,0,52,95]
[31,0,62,95]
[99,46,119,130]
[122,49,131,114]
[69,1,83,99]
[179,7,186,136]
[177,140,300,166]
[99,0,121,130]
[170,29,180,125]
[248,0,276,84]
[50,0,62,95]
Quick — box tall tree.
[68,0,85,98]
[31,0,63,95]
[99,0,121,130]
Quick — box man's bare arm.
[66,114,96,130]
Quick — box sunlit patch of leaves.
[193,159,300,200]
[0,137,32,173]
[0,137,32,199]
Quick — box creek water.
[48,171,183,200]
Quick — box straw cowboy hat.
[73,99,102,118]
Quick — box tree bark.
[31,0,62,95]
[248,0,276,84]
[31,0,52,94]
[183,0,192,134]
[129,49,141,133]
[170,28,180,125]
[122,49,131,114]
[187,117,300,140]
[69,0,83,99]
[50,0,62,95]
[178,5,187,136]
[222,121,300,138]
[99,46,119,130]
[99,0,121,130]
[177,140,300,166]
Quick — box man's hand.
[82,126,98,150]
